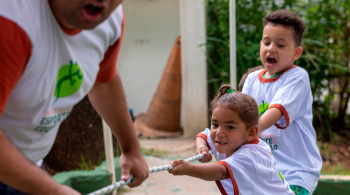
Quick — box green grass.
[140,147,168,158]
[321,163,350,175]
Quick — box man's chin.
[73,21,103,30]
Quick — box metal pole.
[229,0,237,90]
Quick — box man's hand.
[119,150,149,188]
[168,159,192,176]
[196,145,212,163]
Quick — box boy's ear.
[247,125,259,142]
[293,46,303,61]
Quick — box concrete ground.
[118,138,220,195]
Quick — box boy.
[242,10,322,194]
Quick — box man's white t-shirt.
[197,129,294,195]
[242,66,322,194]
[0,0,124,164]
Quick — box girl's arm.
[168,159,229,181]
[195,137,212,162]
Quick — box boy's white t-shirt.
[197,129,294,195]
[242,66,322,194]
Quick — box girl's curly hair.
[210,84,259,128]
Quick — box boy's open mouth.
[84,4,103,16]
[267,56,277,64]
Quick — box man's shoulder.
[0,0,41,21]
[0,0,44,42]
[96,5,124,44]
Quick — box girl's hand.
[168,159,192,175]
[196,145,212,163]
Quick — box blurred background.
[45,0,350,176]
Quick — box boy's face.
[260,23,303,77]
[210,106,252,156]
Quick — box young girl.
[168,84,294,195]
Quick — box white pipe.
[102,119,117,195]
[229,0,237,90]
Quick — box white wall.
[117,0,180,117]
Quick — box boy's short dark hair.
[263,10,305,46]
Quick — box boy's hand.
[168,159,192,175]
[196,145,212,163]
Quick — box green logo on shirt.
[278,169,285,183]
[54,61,83,103]
[258,100,269,115]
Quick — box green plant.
[76,152,105,171]
[206,0,350,141]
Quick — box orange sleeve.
[0,16,32,117]
[215,161,240,194]
[195,133,211,149]
[96,14,125,83]
[268,104,290,129]
[196,133,208,141]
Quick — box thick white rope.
[86,151,213,195]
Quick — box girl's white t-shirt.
[197,129,294,195]
[242,66,322,194]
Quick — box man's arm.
[88,72,149,187]
[169,159,229,181]
[258,108,283,134]
[0,130,80,195]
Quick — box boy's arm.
[258,108,282,134]
[168,159,229,181]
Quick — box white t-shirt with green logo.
[0,0,123,164]
[242,66,322,194]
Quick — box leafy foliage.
[206,0,350,140]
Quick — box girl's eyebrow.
[211,119,236,124]
[224,120,236,124]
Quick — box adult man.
[0,0,149,194]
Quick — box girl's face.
[210,106,251,156]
